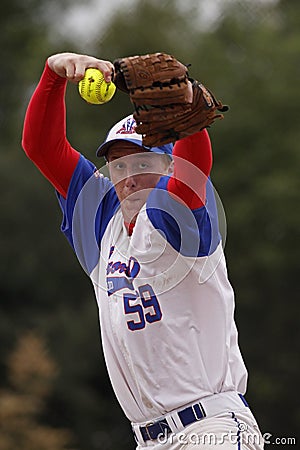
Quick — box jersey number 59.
[123,284,162,331]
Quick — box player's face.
[107,143,171,224]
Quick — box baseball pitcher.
[22,52,264,449]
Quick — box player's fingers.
[72,63,87,82]
[94,61,115,83]
[72,60,114,83]
[65,64,78,81]
[69,58,99,82]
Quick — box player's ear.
[161,154,173,175]
[105,160,109,171]
[105,158,112,176]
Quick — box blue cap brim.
[96,138,173,158]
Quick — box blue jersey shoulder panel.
[146,176,221,257]
[57,155,119,275]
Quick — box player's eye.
[138,162,149,170]
[113,162,126,170]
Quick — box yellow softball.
[78,68,116,105]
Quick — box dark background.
[0,0,299,449]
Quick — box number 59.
[123,284,162,331]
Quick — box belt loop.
[192,402,206,420]
[167,411,182,431]
[132,423,144,444]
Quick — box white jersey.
[58,155,248,424]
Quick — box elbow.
[21,119,39,161]
[21,132,40,163]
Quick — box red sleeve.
[167,129,213,209]
[22,62,80,198]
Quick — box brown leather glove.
[114,52,228,147]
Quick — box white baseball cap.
[96,114,173,158]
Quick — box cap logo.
[116,117,137,135]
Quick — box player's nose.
[123,165,139,186]
[124,171,138,188]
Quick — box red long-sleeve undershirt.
[22,63,80,198]
[22,62,212,210]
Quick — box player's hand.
[47,52,114,83]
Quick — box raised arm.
[22,52,114,198]
[167,129,213,209]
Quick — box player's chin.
[122,199,145,222]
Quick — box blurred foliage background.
[1,0,299,449]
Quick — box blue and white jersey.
[57,154,248,424]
